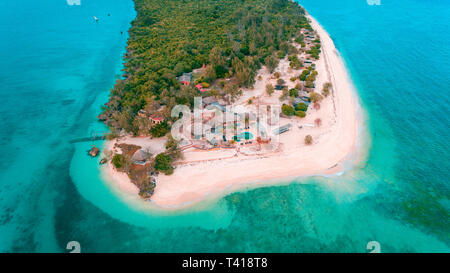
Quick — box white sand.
[102,15,366,209]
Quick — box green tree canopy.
[282,104,295,116]
[154,153,174,175]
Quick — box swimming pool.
[233,132,254,142]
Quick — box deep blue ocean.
[0,0,448,252]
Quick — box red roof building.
[195,84,207,92]
[138,109,148,118]
[149,115,164,124]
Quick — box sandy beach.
[102,15,365,209]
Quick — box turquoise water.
[0,0,448,252]
[233,132,254,141]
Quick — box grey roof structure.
[177,72,192,83]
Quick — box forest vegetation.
[99,0,311,136]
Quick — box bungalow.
[149,115,164,124]
[138,109,148,118]
[303,60,313,67]
[177,73,192,86]
[195,84,207,92]
[275,85,286,90]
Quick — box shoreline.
[101,14,368,210]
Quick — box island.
[98,0,363,208]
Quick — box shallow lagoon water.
[0,0,448,252]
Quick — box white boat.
[93,16,98,22]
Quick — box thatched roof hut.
[132,149,150,162]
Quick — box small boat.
[93,16,99,22]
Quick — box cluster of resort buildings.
[301,29,317,51]
[133,29,321,158]
[186,98,275,151]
